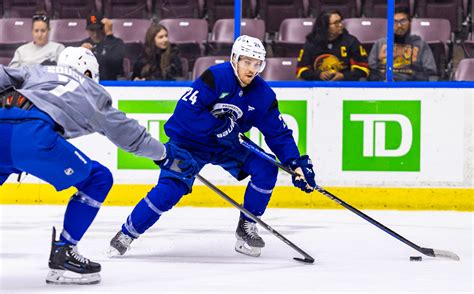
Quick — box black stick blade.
[294,257,315,264]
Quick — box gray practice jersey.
[0,64,165,161]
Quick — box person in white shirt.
[9,12,65,68]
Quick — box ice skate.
[106,230,134,257]
[46,227,101,285]
[235,217,265,257]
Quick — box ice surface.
[1,205,472,293]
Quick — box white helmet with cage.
[230,35,266,74]
[57,47,100,83]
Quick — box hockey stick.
[239,135,460,261]
[196,174,315,264]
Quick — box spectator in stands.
[368,7,437,81]
[9,11,65,68]
[131,24,182,81]
[81,13,125,80]
[296,10,369,81]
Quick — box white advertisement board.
[8,86,473,188]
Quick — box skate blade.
[235,240,261,257]
[105,246,123,258]
[46,269,101,285]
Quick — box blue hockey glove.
[155,143,199,179]
[289,155,316,193]
[214,117,241,150]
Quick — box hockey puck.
[410,256,422,261]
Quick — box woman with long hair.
[296,10,369,81]
[9,11,65,67]
[132,24,182,80]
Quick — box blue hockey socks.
[122,177,188,238]
[60,161,113,245]
[241,154,278,222]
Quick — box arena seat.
[462,33,474,58]
[159,18,209,69]
[191,56,229,80]
[411,18,453,78]
[207,18,265,55]
[49,0,99,19]
[453,58,474,81]
[206,0,255,28]
[308,0,358,18]
[0,18,32,58]
[49,19,88,47]
[103,0,152,19]
[111,19,152,65]
[0,57,12,66]
[273,18,314,57]
[344,18,387,53]
[260,57,298,81]
[416,0,464,33]
[2,0,47,18]
[257,0,306,34]
[362,0,412,17]
[155,0,200,19]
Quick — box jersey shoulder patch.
[199,69,215,91]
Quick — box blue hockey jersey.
[164,62,300,165]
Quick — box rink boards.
[1,83,473,210]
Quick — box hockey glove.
[289,155,316,193]
[214,117,241,150]
[155,143,199,179]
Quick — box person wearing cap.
[81,13,125,80]
[9,11,65,68]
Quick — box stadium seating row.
[0,16,463,79]
[0,0,472,33]
[2,54,471,81]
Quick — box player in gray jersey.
[0,47,198,285]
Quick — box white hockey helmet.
[57,47,100,82]
[231,35,266,73]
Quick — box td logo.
[342,101,421,171]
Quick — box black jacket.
[82,35,125,81]
[296,31,369,81]
[131,47,182,81]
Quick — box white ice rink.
[0,205,472,294]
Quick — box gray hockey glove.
[214,117,242,150]
[154,143,199,179]
[289,155,316,193]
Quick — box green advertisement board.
[342,100,421,171]
[117,100,307,169]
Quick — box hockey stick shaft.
[196,174,315,264]
[240,136,460,260]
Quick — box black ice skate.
[46,227,101,285]
[235,216,265,257]
[106,230,134,257]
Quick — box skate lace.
[117,233,133,246]
[70,246,88,264]
[243,221,260,239]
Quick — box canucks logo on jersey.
[210,103,244,121]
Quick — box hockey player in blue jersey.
[0,47,198,285]
[108,35,316,258]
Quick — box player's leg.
[108,169,197,256]
[219,151,278,257]
[10,119,111,284]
